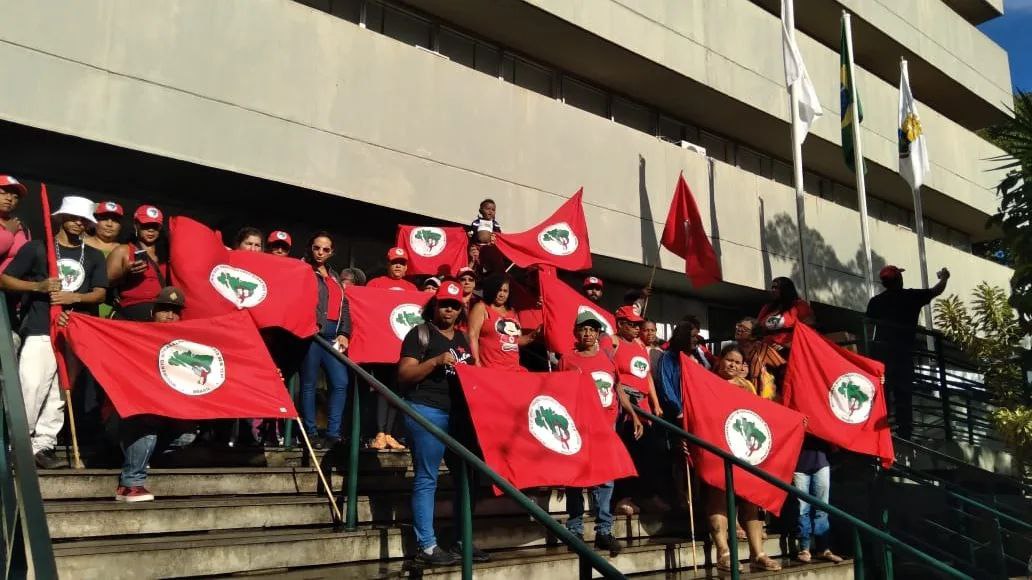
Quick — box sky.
[978,0,1032,92]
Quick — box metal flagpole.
[843,12,875,298]
[901,57,933,330]
[785,0,810,300]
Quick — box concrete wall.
[0,0,1012,314]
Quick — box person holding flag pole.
[841,11,876,299]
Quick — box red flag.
[783,323,894,467]
[456,366,636,493]
[396,225,469,277]
[538,273,616,354]
[345,286,429,363]
[680,355,805,514]
[62,311,297,420]
[494,188,592,271]
[40,184,73,390]
[661,173,721,287]
[168,217,317,338]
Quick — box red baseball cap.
[133,205,164,226]
[94,201,124,217]
[436,280,464,301]
[0,175,27,196]
[879,265,905,280]
[456,266,476,279]
[267,230,292,247]
[615,305,644,323]
[583,276,604,289]
[387,247,408,262]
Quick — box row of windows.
[297,0,974,253]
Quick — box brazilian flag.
[840,18,864,173]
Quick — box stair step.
[630,558,854,579]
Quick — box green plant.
[934,283,1031,463]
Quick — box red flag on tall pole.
[680,354,805,514]
[456,366,636,493]
[494,188,592,271]
[345,286,429,364]
[538,273,616,354]
[40,184,72,391]
[63,311,297,420]
[661,173,721,287]
[395,225,469,277]
[782,323,894,467]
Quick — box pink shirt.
[0,226,30,273]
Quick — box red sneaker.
[121,486,154,503]
[114,486,130,501]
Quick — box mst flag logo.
[57,259,85,291]
[389,303,424,340]
[537,222,579,256]
[724,409,773,465]
[158,339,227,396]
[829,372,875,424]
[629,355,650,379]
[409,227,447,258]
[209,265,268,308]
[591,371,616,408]
[528,395,582,455]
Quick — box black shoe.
[595,533,623,556]
[450,543,491,563]
[415,545,460,566]
[34,449,63,470]
[565,531,584,551]
[311,435,326,450]
[324,436,342,449]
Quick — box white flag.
[782,2,822,144]
[898,62,930,191]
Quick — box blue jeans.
[404,403,466,551]
[300,324,350,439]
[565,481,614,536]
[793,466,831,551]
[119,415,195,487]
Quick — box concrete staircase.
[40,448,854,579]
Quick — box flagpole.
[785,0,810,301]
[297,421,344,522]
[901,57,933,329]
[843,12,875,298]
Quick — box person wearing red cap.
[397,280,483,566]
[266,230,292,257]
[87,201,124,259]
[756,277,814,353]
[233,227,263,252]
[367,248,418,291]
[468,274,538,371]
[0,175,29,273]
[582,276,604,303]
[866,264,950,440]
[106,205,168,321]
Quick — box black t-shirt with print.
[400,324,472,412]
[3,240,108,336]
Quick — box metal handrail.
[0,294,58,578]
[894,437,1032,497]
[632,407,973,580]
[314,335,625,580]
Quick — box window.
[736,147,770,178]
[364,1,383,32]
[699,131,729,163]
[475,43,501,76]
[330,0,362,24]
[773,160,793,187]
[438,28,476,67]
[562,77,608,118]
[512,57,554,98]
[612,97,654,134]
[803,172,822,196]
[658,115,684,144]
[382,5,432,48]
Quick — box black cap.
[154,286,185,308]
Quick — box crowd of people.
[0,175,948,569]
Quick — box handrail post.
[881,509,894,580]
[853,527,865,580]
[282,373,299,448]
[989,517,1006,580]
[345,378,361,531]
[724,459,740,580]
[459,460,473,580]
[934,334,953,441]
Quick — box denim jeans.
[793,466,831,551]
[404,403,466,551]
[119,415,196,487]
[300,324,350,439]
[565,481,615,536]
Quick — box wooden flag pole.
[296,419,343,522]
[63,391,85,469]
[685,460,699,570]
[641,262,659,316]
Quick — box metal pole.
[459,460,473,580]
[853,527,866,580]
[934,335,953,441]
[843,12,875,299]
[725,459,740,580]
[785,0,810,300]
[882,509,894,579]
[901,58,934,333]
[345,379,361,531]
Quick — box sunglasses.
[438,302,462,311]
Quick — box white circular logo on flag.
[210,264,268,308]
[591,371,616,408]
[537,222,579,256]
[829,372,876,424]
[528,395,582,455]
[389,303,425,340]
[576,305,613,336]
[56,258,86,292]
[724,409,773,466]
[764,314,785,330]
[629,355,650,379]
[409,227,447,258]
[158,339,227,396]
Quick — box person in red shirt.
[467,274,538,370]
[756,276,815,353]
[558,311,640,555]
[582,276,604,303]
[106,205,168,321]
[0,176,29,274]
[266,230,292,256]
[367,247,418,291]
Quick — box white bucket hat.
[52,196,98,224]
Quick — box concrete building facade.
[0,0,1015,335]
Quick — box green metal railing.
[0,294,58,578]
[632,407,973,580]
[314,335,625,580]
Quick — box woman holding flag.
[756,277,814,356]
[467,274,538,370]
